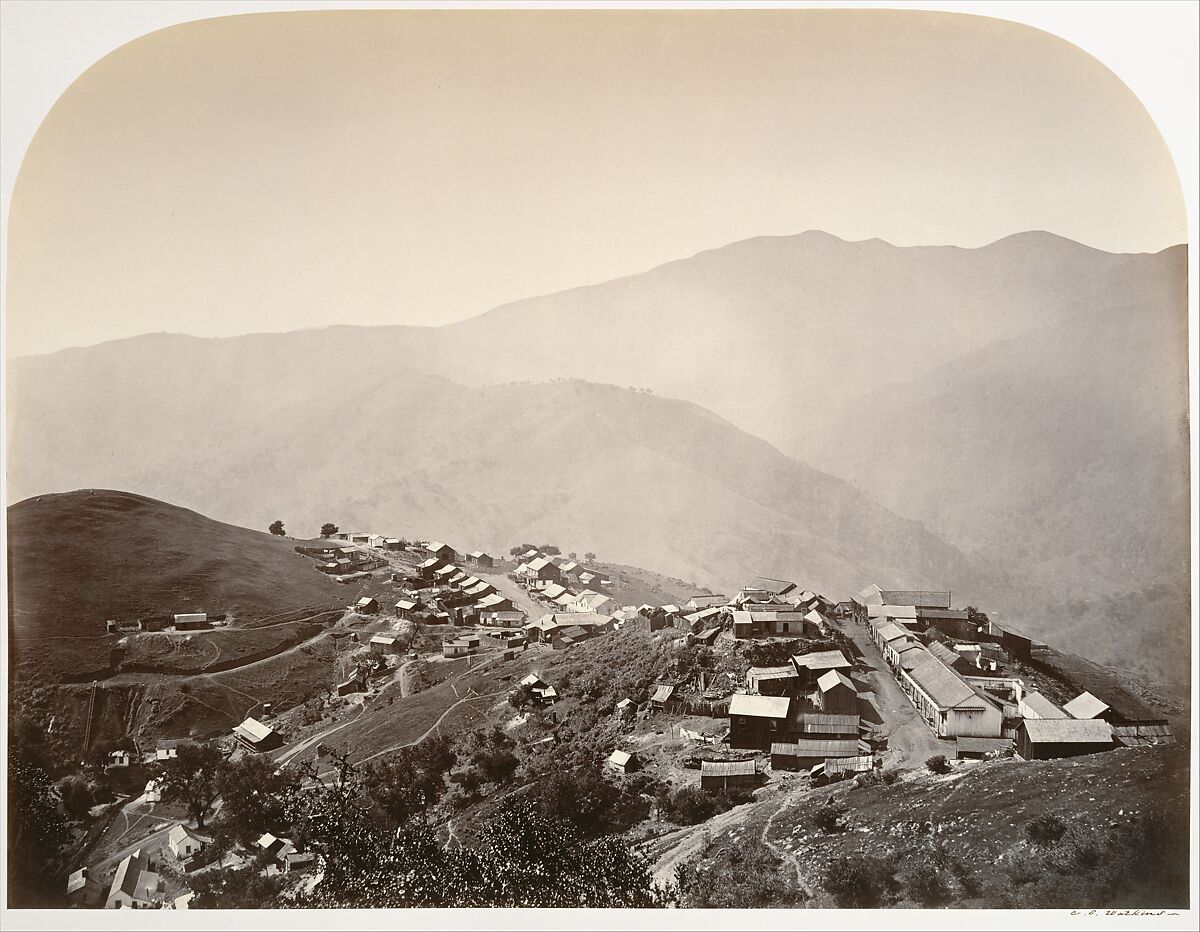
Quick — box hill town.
[8,498,1185,910]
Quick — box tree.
[190,866,285,908]
[507,682,536,712]
[453,728,518,791]
[8,756,70,906]
[57,775,94,821]
[320,523,339,538]
[567,551,578,560]
[925,755,951,775]
[583,552,596,563]
[539,544,561,556]
[268,520,286,536]
[214,754,298,843]
[364,737,456,827]
[159,741,224,827]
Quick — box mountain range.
[7,231,1189,683]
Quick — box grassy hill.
[5,489,390,686]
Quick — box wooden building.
[1016,718,1114,760]
[700,759,760,792]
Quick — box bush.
[925,755,951,775]
[678,836,806,908]
[902,860,950,906]
[656,785,752,826]
[1025,813,1067,849]
[810,800,849,834]
[823,853,898,907]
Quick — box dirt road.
[839,618,950,767]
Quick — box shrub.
[823,854,897,907]
[902,860,950,906]
[1025,813,1067,849]
[810,800,849,834]
[925,755,951,775]
[656,785,751,825]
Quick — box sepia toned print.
[3,7,1190,917]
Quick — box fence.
[661,698,729,718]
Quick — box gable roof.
[650,684,676,703]
[234,717,274,743]
[817,669,856,693]
[792,649,851,671]
[168,824,206,847]
[109,849,150,900]
[743,576,798,595]
[369,635,396,645]
[879,589,952,609]
[729,693,791,719]
[1022,718,1114,744]
[793,712,860,734]
[608,750,634,767]
[748,665,799,681]
[875,622,909,644]
[927,641,965,668]
[1021,690,1067,719]
[1063,691,1110,720]
[906,657,990,710]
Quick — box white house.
[106,850,160,909]
[167,824,209,861]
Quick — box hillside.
[6,490,380,684]
[4,374,1001,612]
[6,231,1188,682]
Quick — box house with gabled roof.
[815,670,858,715]
[106,849,160,909]
[67,866,103,907]
[424,541,456,562]
[233,716,283,753]
[900,656,1003,738]
[606,749,640,775]
[746,665,801,697]
[468,550,495,568]
[700,759,760,792]
[168,824,211,861]
[687,594,728,610]
[1016,718,1114,760]
[728,693,792,750]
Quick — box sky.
[5,8,1188,358]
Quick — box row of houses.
[860,584,1174,759]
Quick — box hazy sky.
[7,9,1187,357]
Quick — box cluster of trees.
[268,520,286,536]
[187,752,672,908]
[656,784,752,826]
[506,543,597,562]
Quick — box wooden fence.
[661,698,729,718]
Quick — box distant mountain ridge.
[6,230,1189,682]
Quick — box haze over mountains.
[7,231,1189,683]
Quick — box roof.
[520,673,545,687]
[542,583,569,599]
[555,625,589,639]
[748,666,799,681]
[916,608,971,621]
[729,693,791,719]
[875,622,909,643]
[793,712,860,734]
[1063,691,1110,720]
[650,684,676,703]
[1021,718,1114,744]
[927,641,965,668]
[477,594,509,608]
[771,738,860,757]
[427,540,449,551]
[1021,690,1067,719]
[420,558,441,568]
[897,647,932,670]
[803,609,825,627]
[792,649,851,671]
[395,600,417,611]
[817,670,856,693]
[906,657,990,710]
[67,868,90,894]
[743,576,798,594]
[168,824,206,847]
[956,736,1014,753]
[701,759,757,777]
[234,717,274,743]
[370,635,396,645]
[526,556,556,572]
[355,596,377,606]
[109,849,150,900]
[879,589,951,609]
[608,750,634,766]
[469,550,487,558]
